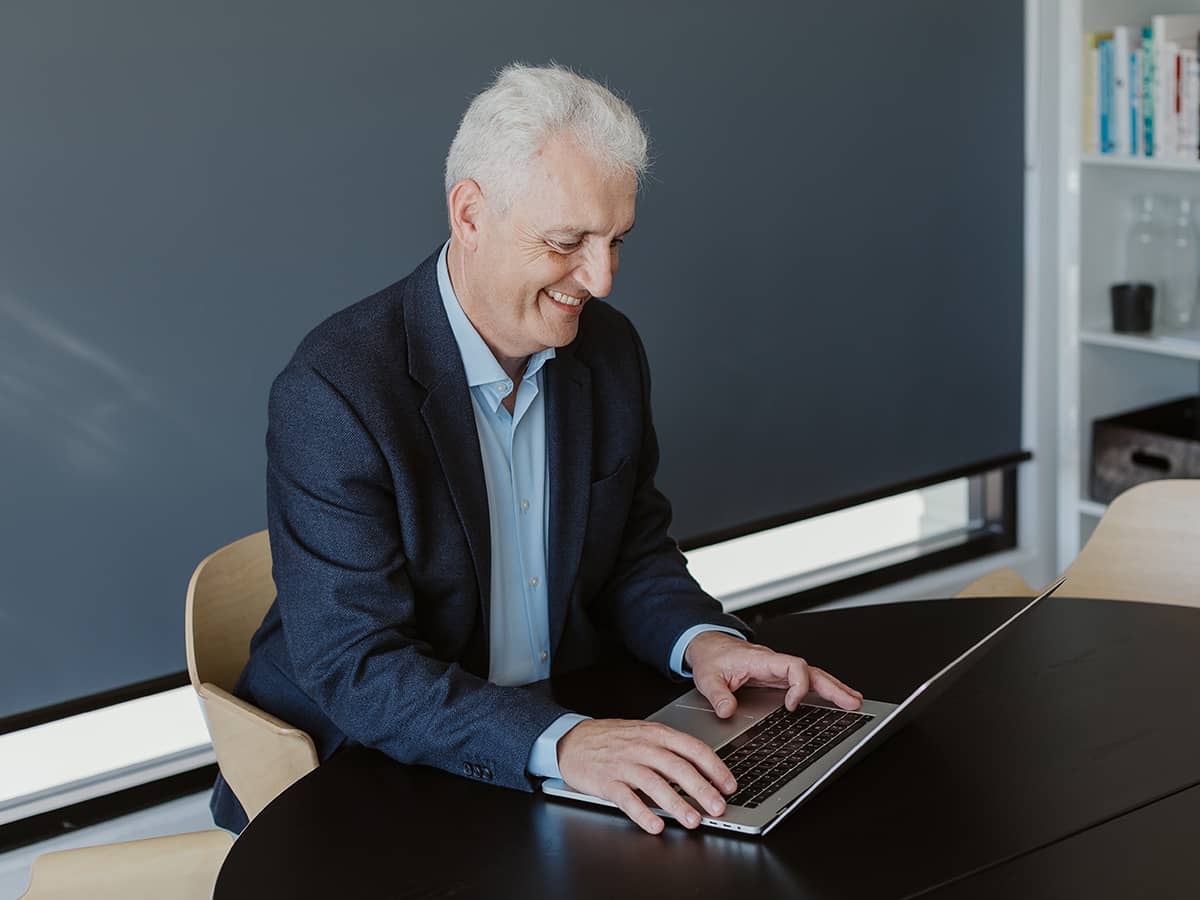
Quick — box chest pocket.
[583,455,635,581]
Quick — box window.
[686,467,1018,618]
[0,467,1017,829]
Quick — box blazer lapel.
[404,252,492,634]
[545,346,592,656]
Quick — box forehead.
[517,134,638,233]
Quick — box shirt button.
[540,650,548,663]
[498,381,511,394]
[520,499,530,512]
[529,576,539,588]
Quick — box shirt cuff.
[669,625,747,678]
[527,713,591,780]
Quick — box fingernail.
[709,800,725,816]
[687,813,700,827]
[726,779,737,793]
[717,699,732,714]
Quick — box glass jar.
[1162,196,1199,330]
[1123,193,1164,309]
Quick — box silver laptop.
[543,577,1066,835]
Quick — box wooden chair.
[1060,479,1200,607]
[20,830,232,900]
[185,530,318,822]
[954,566,1036,599]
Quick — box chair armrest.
[954,567,1035,599]
[196,683,319,821]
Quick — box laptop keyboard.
[718,704,872,809]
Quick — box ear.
[448,179,485,251]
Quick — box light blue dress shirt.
[435,242,740,779]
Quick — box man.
[211,63,861,836]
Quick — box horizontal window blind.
[0,0,1023,719]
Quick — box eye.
[548,239,581,253]
[611,238,624,248]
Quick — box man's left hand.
[684,632,863,718]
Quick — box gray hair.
[444,62,650,213]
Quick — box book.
[1114,27,1132,155]
[1083,32,1112,153]
[1143,27,1155,156]
[1099,39,1112,153]
[1132,47,1142,156]
[1183,49,1200,158]
[1193,47,1200,158]
[1151,14,1200,158]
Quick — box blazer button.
[463,763,472,775]
[482,767,493,780]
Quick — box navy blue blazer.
[211,248,751,831]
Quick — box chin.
[547,322,581,347]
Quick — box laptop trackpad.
[648,694,765,749]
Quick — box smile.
[546,289,585,307]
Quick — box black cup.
[1110,282,1155,333]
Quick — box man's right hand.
[556,719,736,835]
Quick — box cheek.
[535,255,575,289]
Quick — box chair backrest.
[185,530,276,692]
[20,830,232,900]
[1062,479,1200,607]
[954,566,1035,599]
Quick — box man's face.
[457,133,638,364]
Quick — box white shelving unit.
[1079,326,1200,359]
[1057,0,1200,568]
[1081,152,1200,172]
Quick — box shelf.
[1078,498,1108,519]
[1079,327,1200,361]
[1081,153,1200,173]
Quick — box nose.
[576,243,616,299]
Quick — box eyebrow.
[544,221,636,240]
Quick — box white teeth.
[547,289,583,307]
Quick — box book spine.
[1187,50,1200,158]
[1144,28,1155,156]
[1100,40,1113,153]
[1156,39,1178,159]
[1194,50,1200,159]
[1083,34,1096,153]
[1179,49,1190,157]
[1132,48,1142,156]
[1175,47,1183,157]
[1114,27,1130,155]
[1093,46,1103,152]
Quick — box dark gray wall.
[0,0,1023,718]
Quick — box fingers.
[783,657,813,711]
[694,671,738,719]
[556,720,736,836]
[634,766,707,829]
[641,744,728,817]
[740,651,863,712]
[649,723,736,796]
[808,666,864,710]
[608,782,665,835]
[606,761,713,834]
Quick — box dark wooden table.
[214,596,1200,899]
[922,782,1200,899]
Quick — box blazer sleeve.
[591,320,753,676]
[265,363,570,792]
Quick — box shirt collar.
[436,241,556,394]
